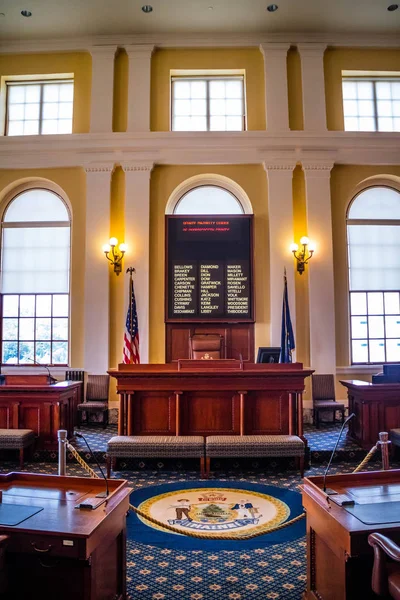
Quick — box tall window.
[5,80,74,136]
[1,188,71,365]
[347,186,400,364]
[171,76,245,132]
[174,185,244,215]
[342,77,400,132]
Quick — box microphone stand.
[323,413,355,495]
[75,432,109,498]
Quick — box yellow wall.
[113,50,128,133]
[151,48,266,131]
[324,48,400,131]
[0,168,86,366]
[149,165,269,362]
[331,164,400,368]
[0,53,92,133]
[287,48,304,131]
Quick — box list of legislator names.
[226,261,250,315]
[171,260,250,318]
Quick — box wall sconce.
[290,236,315,275]
[102,237,127,275]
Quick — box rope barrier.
[66,435,381,541]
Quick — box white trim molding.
[165,173,254,215]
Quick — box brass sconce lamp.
[290,236,315,275]
[102,237,127,275]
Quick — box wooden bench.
[106,436,205,477]
[205,435,305,477]
[0,429,35,469]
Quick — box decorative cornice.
[124,44,155,59]
[259,43,291,58]
[121,162,154,173]
[263,163,296,172]
[297,43,328,57]
[84,165,114,173]
[1,31,400,55]
[90,45,118,59]
[0,131,399,169]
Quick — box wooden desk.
[302,469,400,600]
[109,361,313,439]
[340,379,400,449]
[0,472,130,600]
[0,377,81,450]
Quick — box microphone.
[323,412,355,494]
[24,357,57,384]
[75,432,109,497]
[221,341,243,367]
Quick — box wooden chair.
[189,334,223,360]
[368,533,400,599]
[311,374,345,428]
[77,374,110,429]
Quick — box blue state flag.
[280,270,295,363]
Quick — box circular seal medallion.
[137,487,290,538]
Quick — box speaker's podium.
[302,469,400,600]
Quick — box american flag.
[123,278,140,364]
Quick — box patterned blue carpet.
[2,456,398,600]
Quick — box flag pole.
[126,267,136,359]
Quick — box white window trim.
[346,176,400,365]
[165,174,253,215]
[1,73,74,137]
[0,179,73,366]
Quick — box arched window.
[1,188,71,365]
[347,185,400,364]
[173,185,244,215]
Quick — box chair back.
[312,374,336,403]
[189,334,223,360]
[86,375,110,402]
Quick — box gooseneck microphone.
[323,412,355,494]
[25,357,57,384]
[75,432,109,497]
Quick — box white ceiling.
[0,0,399,41]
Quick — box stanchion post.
[58,429,68,476]
[378,431,391,471]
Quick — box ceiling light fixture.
[267,4,279,12]
[21,10,32,17]
[387,3,399,10]
[142,5,153,12]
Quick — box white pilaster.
[259,43,290,133]
[89,46,117,133]
[84,165,113,373]
[121,162,154,363]
[263,161,296,348]
[303,161,336,373]
[125,45,155,133]
[297,44,327,132]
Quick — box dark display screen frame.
[165,214,254,323]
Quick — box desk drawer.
[7,532,84,558]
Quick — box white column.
[297,43,327,132]
[84,165,113,373]
[263,162,296,348]
[303,162,336,373]
[125,45,154,133]
[121,162,154,363]
[259,43,290,132]
[89,46,117,133]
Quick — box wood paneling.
[0,380,81,449]
[341,380,400,449]
[111,362,312,439]
[166,322,254,363]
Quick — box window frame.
[170,75,246,132]
[342,76,400,132]
[347,184,400,365]
[0,185,72,367]
[4,78,74,136]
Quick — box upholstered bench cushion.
[206,435,305,458]
[77,402,108,411]
[390,429,400,446]
[107,436,205,458]
[0,429,35,449]
[315,400,345,408]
